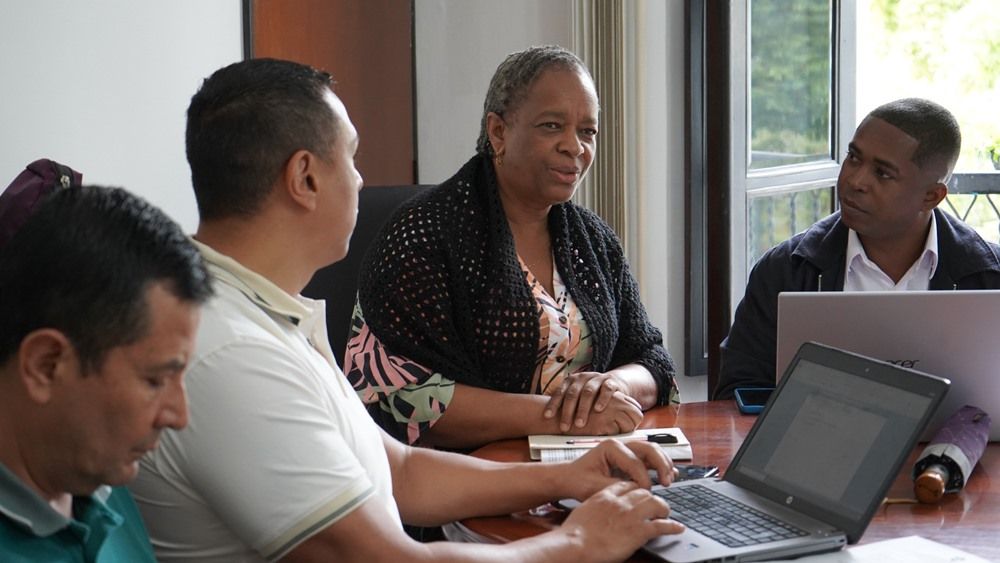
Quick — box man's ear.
[923,182,948,211]
[282,149,320,212]
[17,329,77,404]
[486,112,507,157]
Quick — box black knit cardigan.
[357,154,676,405]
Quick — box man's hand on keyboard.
[559,480,685,562]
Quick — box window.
[687,1,855,385]
[749,1,832,171]
[691,0,1000,389]
[736,0,854,296]
[745,0,844,266]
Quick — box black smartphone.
[674,463,720,481]
[734,387,774,414]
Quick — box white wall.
[0,1,243,232]
[415,1,692,387]
[630,1,689,382]
[414,0,575,184]
[1,1,694,393]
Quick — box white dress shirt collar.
[843,212,939,291]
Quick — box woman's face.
[488,68,599,208]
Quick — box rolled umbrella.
[913,405,991,503]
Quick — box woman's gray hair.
[475,45,594,157]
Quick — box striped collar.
[192,239,312,326]
[0,462,117,537]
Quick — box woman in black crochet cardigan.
[345,45,679,448]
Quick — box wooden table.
[462,401,1000,561]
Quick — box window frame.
[687,0,856,390]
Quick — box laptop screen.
[775,290,1000,441]
[725,344,947,542]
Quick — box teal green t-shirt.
[0,464,156,563]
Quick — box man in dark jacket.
[715,98,1000,400]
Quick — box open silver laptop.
[644,342,948,562]
[777,290,1000,440]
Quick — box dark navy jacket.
[714,208,1000,400]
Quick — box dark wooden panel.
[703,3,731,397]
[250,0,414,184]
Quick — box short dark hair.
[868,98,961,180]
[186,58,338,220]
[476,45,593,157]
[0,186,213,371]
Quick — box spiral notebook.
[528,427,692,462]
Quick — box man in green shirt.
[0,185,212,561]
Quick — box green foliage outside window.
[745,0,1000,272]
[746,0,835,269]
[862,0,1000,244]
[862,0,1000,171]
[749,0,832,168]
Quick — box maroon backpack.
[0,159,83,250]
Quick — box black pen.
[565,432,678,445]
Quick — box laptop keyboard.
[654,484,809,548]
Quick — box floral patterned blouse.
[344,256,593,445]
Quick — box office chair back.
[303,184,432,367]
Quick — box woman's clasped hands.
[544,371,643,435]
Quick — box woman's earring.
[495,149,504,166]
